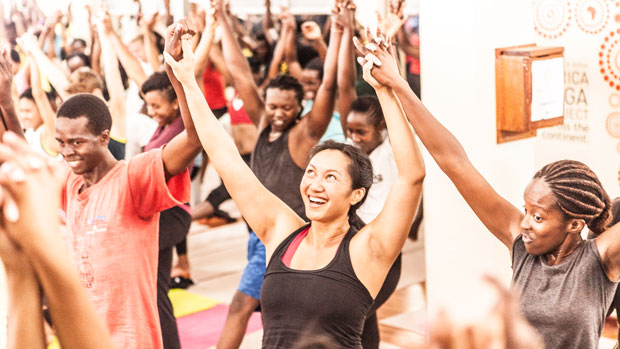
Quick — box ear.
[350,187,366,207]
[99,129,110,144]
[567,218,586,235]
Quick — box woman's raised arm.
[164,34,304,248]
[355,34,523,250]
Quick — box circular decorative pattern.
[534,0,572,39]
[598,30,620,90]
[576,0,611,35]
[610,93,620,107]
[607,112,620,138]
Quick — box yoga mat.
[177,304,262,349]
[169,289,219,318]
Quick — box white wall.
[420,0,536,312]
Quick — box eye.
[533,214,542,222]
[327,174,337,180]
[306,168,315,175]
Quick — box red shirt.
[61,149,191,348]
[202,63,227,110]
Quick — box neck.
[544,233,583,266]
[80,152,118,189]
[307,215,350,249]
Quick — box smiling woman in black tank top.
[164,26,424,347]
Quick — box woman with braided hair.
[356,33,618,348]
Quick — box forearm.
[336,26,356,119]
[143,30,161,72]
[391,77,470,173]
[26,237,113,349]
[110,32,147,87]
[311,39,327,62]
[319,27,342,89]
[30,50,69,100]
[376,88,424,181]
[193,30,215,78]
[166,65,198,142]
[6,270,45,349]
[182,80,239,165]
[100,33,126,139]
[0,101,25,138]
[219,13,257,85]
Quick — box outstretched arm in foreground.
[354,33,523,251]
[164,34,304,250]
[0,132,114,349]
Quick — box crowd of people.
[0,0,619,348]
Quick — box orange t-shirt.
[61,149,190,348]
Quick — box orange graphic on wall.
[534,0,572,38]
[576,0,611,34]
[598,29,620,90]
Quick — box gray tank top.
[511,236,618,348]
[251,125,307,220]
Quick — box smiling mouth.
[308,196,327,206]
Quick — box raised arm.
[215,0,264,126]
[161,21,203,180]
[141,12,163,72]
[0,133,114,349]
[102,11,148,88]
[281,10,302,80]
[193,8,217,78]
[97,17,126,141]
[301,21,327,62]
[289,14,342,161]
[0,50,25,139]
[164,33,304,249]
[354,48,424,268]
[29,58,58,154]
[335,1,357,123]
[0,232,45,349]
[20,32,70,100]
[355,34,523,250]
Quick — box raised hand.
[354,28,401,88]
[301,21,322,41]
[377,0,406,40]
[163,30,197,84]
[164,19,197,61]
[0,132,64,246]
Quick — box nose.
[520,214,531,230]
[308,177,324,192]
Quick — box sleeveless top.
[511,235,618,349]
[251,125,306,219]
[261,224,374,348]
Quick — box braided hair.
[534,160,611,235]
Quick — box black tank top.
[260,224,374,348]
[251,125,306,220]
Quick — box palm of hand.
[380,13,404,39]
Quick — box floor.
[182,218,428,348]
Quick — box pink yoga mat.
[177,304,263,348]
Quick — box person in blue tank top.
[164,23,424,347]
